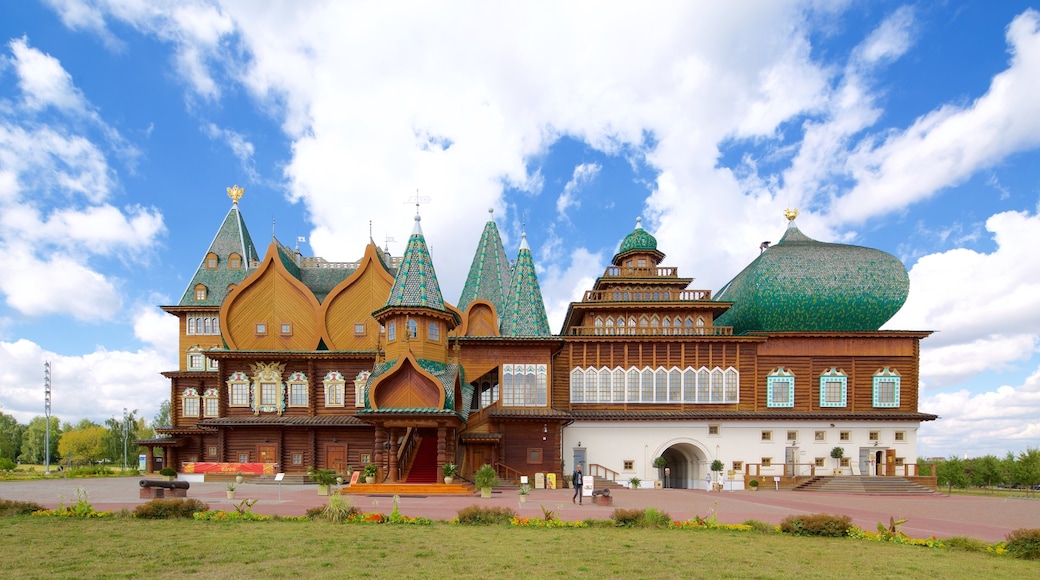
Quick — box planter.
[163,475,174,482]
[480,487,492,498]
[365,476,375,484]
[519,494,527,503]
[235,475,244,484]
[317,484,330,496]
[336,477,344,485]
[226,491,235,500]
[444,476,454,485]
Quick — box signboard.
[582,474,594,497]
[182,462,276,475]
[274,473,285,482]
[350,471,361,485]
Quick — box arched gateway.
[654,441,710,490]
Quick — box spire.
[178,188,259,306]
[385,211,446,310]
[458,208,512,314]
[501,231,551,337]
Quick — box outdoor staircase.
[404,436,439,483]
[793,476,935,494]
[340,481,477,496]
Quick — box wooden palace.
[146,187,936,490]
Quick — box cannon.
[139,479,190,498]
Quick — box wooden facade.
[149,201,935,489]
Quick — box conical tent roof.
[458,209,511,315]
[385,214,446,311]
[501,232,551,337]
[178,199,259,306]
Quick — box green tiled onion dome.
[714,218,909,333]
[619,217,657,254]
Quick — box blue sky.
[1,1,1039,459]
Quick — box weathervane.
[404,189,431,215]
[227,184,245,204]
[784,208,799,221]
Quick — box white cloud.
[203,122,258,181]
[131,303,179,358]
[919,366,1040,457]
[887,210,1040,385]
[556,162,601,219]
[830,9,1040,223]
[9,36,86,113]
[0,338,170,426]
[0,243,122,320]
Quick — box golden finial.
[227,184,245,204]
[784,208,799,221]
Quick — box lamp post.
[122,407,129,472]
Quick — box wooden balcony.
[566,325,733,337]
[602,266,678,278]
[582,289,713,302]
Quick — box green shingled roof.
[386,215,446,311]
[714,220,909,333]
[178,202,260,306]
[616,217,657,256]
[500,233,551,337]
[458,210,511,315]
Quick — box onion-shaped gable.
[714,222,909,333]
[319,242,395,350]
[220,240,323,350]
[612,217,664,266]
[365,352,447,411]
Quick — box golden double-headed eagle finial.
[784,208,799,221]
[227,184,245,204]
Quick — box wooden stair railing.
[588,463,620,483]
[495,462,524,484]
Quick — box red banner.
[183,462,275,475]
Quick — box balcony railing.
[582,288,713,302]
[566,325,733,336]
[603,266,678,278]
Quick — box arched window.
[194,284,207,302]
[594,317,603,336]
[205,252,218,270]
[407,319,417,339]
[696,316,705,335]
[605,318,614,335]
[203,318,211,334]
[229,253,242,270]
[187,318,196,334]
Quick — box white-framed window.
[227,371,250,407]
[502,364,548,407]
[280,323,293,336]
[869,431,880,441]
[181,388,200,417]
[206,355,219,371]
[761,430,772,441]
[203,388,219,417]
[839,431,851,441]
[767,368,794,408]
[568,365,739,404]
[354,323,366,336]
[256,323,267,336]
[873,368,901,408]
[187,317,195,334]
[819,368,847,408]
[188,352,204,370]
[354,370,371,408]
[814,430,826,442]
[287,371,308,407]
[259,382,277,406]
[894,431,906,442]
[324,371,345,407]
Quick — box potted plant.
[474,463,497,498]
[363,464,378,484]
[710,459,724,491]
[235,471,244,484]
[517,483,530,503]
[748,479,760,491]
[309,467,338,495]
[653,456,668,487]
[226,482,237,499]
[830,446,845,475]
[442,462,457,484]
[629,476,641,490]
[159,466,176,481]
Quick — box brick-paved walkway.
[3,478,1037,542]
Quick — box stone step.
[794,476,935,494]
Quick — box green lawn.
[0,518,1035,579]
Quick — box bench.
[139,479,190,499]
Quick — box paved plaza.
[2,478,1037,542]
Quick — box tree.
[936,457,970,494]
[19,416,61,464]
[1016,448,1040,490]
[0,412,24,460]
[970,455,1003,489]
[152,400,171,433]
[102,409,142,468]
[58,426,107,466]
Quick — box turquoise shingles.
[386,215,446,311]
[500,233,551,337]
[458,211,511,315]
[178,203,260,306]
[714,221,909,333]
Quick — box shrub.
[455,504,516,525]
[133,498,210,519]
[640,507,672,528]
[0,458,16,471]
[0,498,46,516]
[944,536,992,553]
[317,495,359,523]
[742,519,778,534]
[1005,528,1040,560]
[611,508,645,527]
[779,513,853,537]
[158,467,177,477]
[474,464,497,489]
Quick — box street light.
[122,407,129,472]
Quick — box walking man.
[572,463,583,504]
